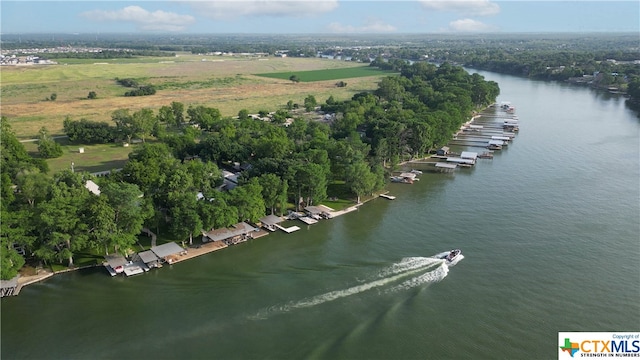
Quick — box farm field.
[1,55,386,139]
[255,66,394,81]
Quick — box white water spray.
[251,254,461,320]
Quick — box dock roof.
[104,254,128,268]
[151,242,185,258]
[435,163,457,169]
[304,206,326,215]
[138,250,159,264]
[446,157,475,164]
[203,222,258,242]
[260,214,283,226]
[460,151,478,160]
[488,140,504,146]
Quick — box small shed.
[436,146,450,156]
[85,180,101,196]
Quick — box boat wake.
[250,254,462,320]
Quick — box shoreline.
[7,109,486,295]
[7,196,372,295]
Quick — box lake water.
[2,71,639,359]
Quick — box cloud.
[187,0,339,20]
[81,6,195,32]
[419,0,500,16]
[327,18,397,33]
[448,18,498,32]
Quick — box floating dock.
[276,224,301,233]
[380,194,396,200]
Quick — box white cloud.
[448,18,498,32]
[187,0,339,20]
[420,0,500,16]
[81,6,195,32]
[327,18,397,33]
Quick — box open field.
[255,66,394,82]
[1,55,386,139]
[22,139,135,174]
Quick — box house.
[221,170,239,190]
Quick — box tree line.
[1,62,499,279]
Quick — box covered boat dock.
[151,242,187,264]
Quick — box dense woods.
[1,61,498,279]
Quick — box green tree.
[131,108,157,142]
[1,235,25,280]
[304,95,318,112]
[228,178,265,223]
[168,192,202,246]
[34,171,90,267]
[187,105,221,131]
[49,93,57,101]
[100,182,151,255]
[37,127,63,158]
[112,109,134,144]
[258,173,282,215]
[15,171,49,207]
[238,109,250,120]
[157,105,176,126]
[0,208,35,279]
[289,75,300,83]
[87,91,97,99]
[171,101,185,124]
[345,160,376,203]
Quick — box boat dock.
[409,101,520,173]
[380,193,396,200]
[276,224,301,233]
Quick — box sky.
[1,1,638,34]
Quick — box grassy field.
[255,66,392,82]
[2,55,385,139]
[22,139,135,174]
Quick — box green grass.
[255,66,393,82]
[155,75,248,90]
[24,139,135,174]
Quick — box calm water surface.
[2,71,639,359]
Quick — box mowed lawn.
[255,66,392,82]
[22,139,135,174]
[2,56,387,139]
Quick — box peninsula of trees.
[1,61,499,280]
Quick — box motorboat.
[440,249,462,265]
